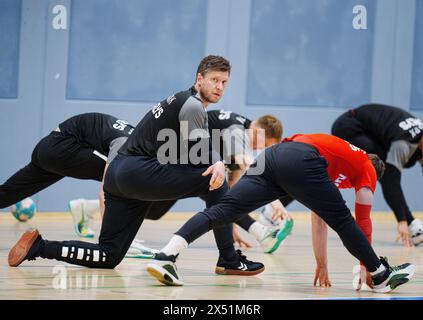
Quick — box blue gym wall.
[1,0,422,213]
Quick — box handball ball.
[11,198,36,222]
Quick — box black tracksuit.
[38,87,237,268]
[0,113,133,208]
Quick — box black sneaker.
[215,250,265,275]
[146,252,183,286]
[8,228,42,267]
[372,257,416,293]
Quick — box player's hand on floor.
[396,221,414,247]
[202,161,226,191]
[313,265,332,287]
[355,265,373,291]
[233,225,253,249]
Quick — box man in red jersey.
[146,133,415,293]
[284,134,384,288]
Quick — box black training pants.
[0,132,105,208]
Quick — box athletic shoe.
[260,220,294,254]
[69,199,95,238]
[8,229,42,267]
[215,249,265,275]
[125,238,159,259]
[146,252,183,286]
[409,219,423,246]
[371,257,416,293]
[258,204,284,228]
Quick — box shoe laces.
[379,256,402,272]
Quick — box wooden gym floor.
[1,212,422,300]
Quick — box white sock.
[161,235,188,256]
[248,222,268,241]
[83,199,100,216]
[370,263,387,276]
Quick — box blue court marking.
[320,296,423,300]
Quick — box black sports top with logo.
[119,86,220,167]
[352,104,423,170]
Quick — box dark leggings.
[0,132,105,208]
[176,142,382,272]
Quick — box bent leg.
[0,162,62,208]
[279,155,381,272]
[145,200,178,220]
[40,192,149,268]
[176,173,286,243]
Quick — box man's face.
[196,70,229,105]
[248,121,280,150]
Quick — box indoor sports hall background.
[1,0,422,213]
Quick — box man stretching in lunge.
[146,133,415,293]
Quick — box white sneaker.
[68,199,95,238]
[125,238,159,259]
[258,204,284,228]
[146,252,183,286]
[409,219,423,246]
[372,257,416,293]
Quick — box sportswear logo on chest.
[166,95,176,105]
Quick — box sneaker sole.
[146,263,184,286]
[266,220,294,254]
[8,229,40,267]
[372,264,416,293]
[412,234,423,246]
[215,266,265,276]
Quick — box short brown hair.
[368,153,385,180]
[256,115,283,141]
[196,55,231,77]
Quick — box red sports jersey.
[283,133,377,193]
